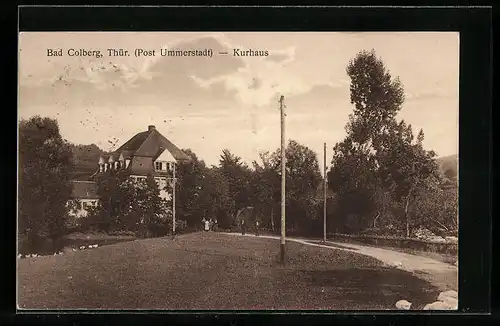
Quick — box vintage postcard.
[17,32,459,310]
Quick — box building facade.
[92,125,191,199]
[69,125,190,216]
[67,180,100,218]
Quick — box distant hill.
[436,154,458,180]
[69,143,109,180]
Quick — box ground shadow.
[298,267,439,310]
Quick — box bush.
[176,220,188,230]
[18,233,64,255]
[108,230,137,237]
[360,228,387,237]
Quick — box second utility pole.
[280,95,286,264]
[323,142,327,243]
[172,162,176,240]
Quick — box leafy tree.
[18,116,73,251]
[376,122,441,237]
[91,170,125,232]
[218,149,253,218]
[443,168,457,181]
[206,167,234,228]
[327,135,381,233]
[176,149,211,227]
[251,151,280,231]
[118,174,171,237]
[329,49,441,237]
[345,49,405,147]
[271,140,322,232]
[410,184,458,236]
[327,50,405,233]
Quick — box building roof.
[70,181,100,199]
[128,156,154,175]
[111,125,191,162]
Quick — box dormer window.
[155,161,170,171]
[125,159,131,168]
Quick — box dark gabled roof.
[118,150,135,160]
[70,181,100,199]
[113,126,191,162]
[129,156,154,175]
[114,131,150,154]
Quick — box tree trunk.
[373,212,380,228]
[403,178,420,238]
[432,219,449,231]
[108,196,112,233]
[404,190,413,238]
[270,206,275,232]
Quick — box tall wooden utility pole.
[172,162,177,239]
[323,142,327,243]
[279,95,286,263]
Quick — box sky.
[18,32,459,169]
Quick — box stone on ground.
[438,290,458,300]
[423,290,458,310]
[423,301,456,310]
[395,300,412,310]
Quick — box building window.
[155,162,162,171]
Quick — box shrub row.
[327,233,458,255]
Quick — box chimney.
[148,125,156,131]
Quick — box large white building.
[68,125,191,218]
[92,125,191,200]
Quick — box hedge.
[327,233,458,255]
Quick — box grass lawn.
[18,232,440,310]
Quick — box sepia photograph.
[17,31,458,311]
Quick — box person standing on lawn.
[214,218,218,232]
[255,220,260,236]
[241,219,246,235]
